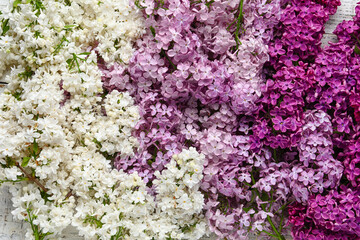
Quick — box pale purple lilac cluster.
[98,0,360,239]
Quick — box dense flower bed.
[1,0,360,239]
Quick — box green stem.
[273,149,278,162]
[274,200,293,215]
[251,170,256,185]
[234,0,244,48]
[268,190,274,211]
[243,182,252,187]
[262,230,277,238]
[26,208,40,240]
[161,49,177,71]
[279,212,285,232]
[267,215,285,240]
[75,57,80,72]
[250,170,285,240]
[226,19,237,31]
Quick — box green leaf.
[114,38,120,50]
[92,138,102,148]
[149,26,156,37]
[28,139,41,159]
[33,140,39,156]
[34,30,41,38]
[134,0,145,9]
[13,0,22,8]
[354,44,360,55]
[1,19,10,36]
[64,24,76,29]
[40,189,53,203]
[78,52,90,55]
[18,66,35,79]
[84,215,103,228]
[21,157,31,167]
[4,157,15,167]
[205,0,215,8]
[12,90,23,101]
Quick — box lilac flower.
[97,0,360,239]
[298,170,315,186]
[269,43,286,57]
[279,52,299,66]
[336,117,350,133]
[272,116,287,132]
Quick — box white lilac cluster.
[0,55,141,238]
[0,0,208,239]
[0,0,144,78]
[153,147,208,240]
[69,147,207,240]
[6,146,208,239]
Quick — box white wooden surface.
[322,0,358,45]
[0,0,358,239]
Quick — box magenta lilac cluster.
[97,0,360,239]
[286,2,360,239]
